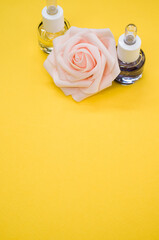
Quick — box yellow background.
[0,0,159,239]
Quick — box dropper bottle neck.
[117,23,141,63]
[47,0,58,15]
[124,24,137,45]
[42,0,64,33]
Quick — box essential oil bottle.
[38,0,70,54]
[115,24,145,85]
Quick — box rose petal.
[44,51,93,88]
[56,44,101,82]
[84,32,115,72]
[81,53,106,94]
[69,48,96,71]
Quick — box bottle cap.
[117,24,141,63]
[42,0,64,33]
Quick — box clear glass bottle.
[38,19,70,54]
[115,24,145,85]
[38,0,70,54]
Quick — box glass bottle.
[38,0,70,54]
[115,24,145,85]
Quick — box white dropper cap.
[42,0,64,33]
[117,24,141,63]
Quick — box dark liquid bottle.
[115,24,145,85]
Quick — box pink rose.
[44,26,120,102]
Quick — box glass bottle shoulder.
[38,19,70,41]
[118,49,146,71]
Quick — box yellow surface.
[0,0,159,239]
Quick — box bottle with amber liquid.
[38,0,70,54]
